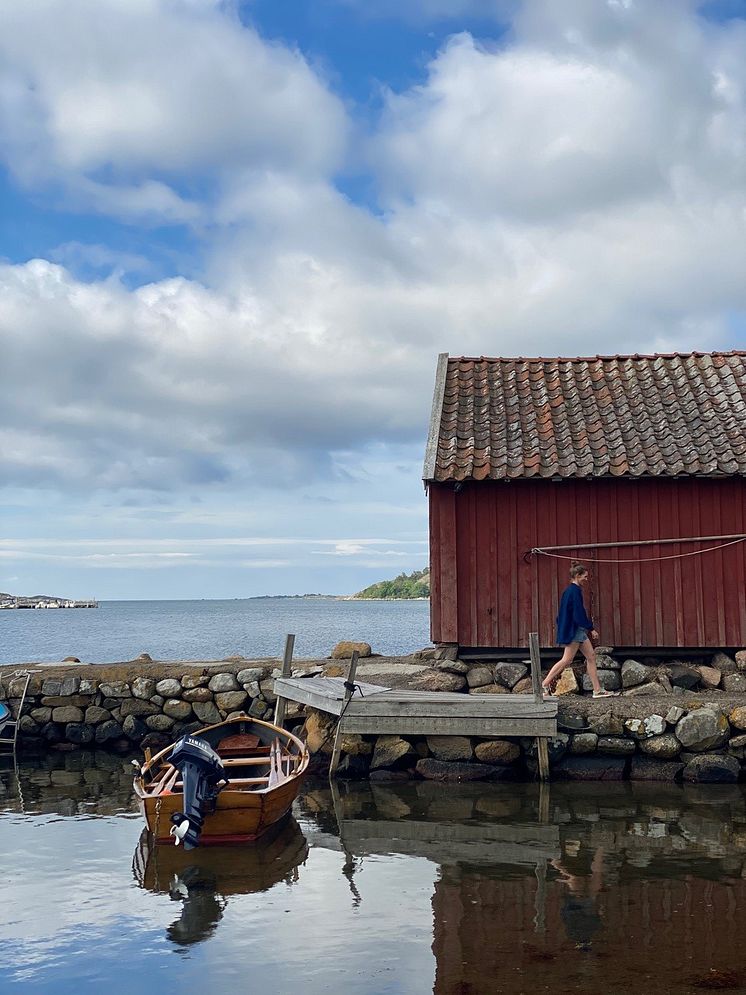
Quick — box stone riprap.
[0,659,301,754]
[6,647,746,785]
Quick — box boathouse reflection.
[298,780,746,995]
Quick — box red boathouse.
[424,352,746,653]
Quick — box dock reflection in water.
[3,755,746,994]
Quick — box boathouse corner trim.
[423,352,449,484]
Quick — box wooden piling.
[329,650,360,779]
[529,632,550,781]
[273,633,295,727]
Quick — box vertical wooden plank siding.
[429,477,746,649]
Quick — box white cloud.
[3,0,746,512]
[0,0,348,219]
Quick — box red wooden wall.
[429,477,746,649]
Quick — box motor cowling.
[168,735,228,849]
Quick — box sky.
[3,0,746,599]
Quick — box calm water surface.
[0,598,430,664]
[2,756,746,994]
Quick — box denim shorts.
[568,627,588,644]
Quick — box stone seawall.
[5,649,746,784]
[0,659,306,754]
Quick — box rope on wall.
[529,534,746,564]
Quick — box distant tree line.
[355,568,430,600]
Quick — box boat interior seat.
[217,732,267,758]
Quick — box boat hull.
[138,772,305,844]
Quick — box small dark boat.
[0,703,10,736]
[133,715,309,848]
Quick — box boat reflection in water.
[133,815,309,946]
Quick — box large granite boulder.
[582,671,620,692]
[52,706,83,724]
[434,659,469,675]
[95,720,124,744]
[621,659,649,688]
[555,669,579,695]
[711,651,738,675]
[131,677,157,700]
[155,678,182,698]
[145,714,175,732]
[215,690,248,713]
[722,674,746,693]
[426,736,473,762]
[474,740,520,764]
[588,713,624,736]
[182,687,213,703]
[466,666,495,689]
[181,672,210,689]
[66,722,94,745]
[84,706,111,725]
[683,754,740,783]
[208,673,240,693]
[122,715,148,741]
[629,757,685,781]
[331,641,372,659]
[412,671,466,693]
[569,733,598,755]
[236,667,263,685]
[730,706,746,731]
[494,662,528,689]
[119,698,159,718]
[668,665,701,690]
[676,709,729,752]
[99,681,131,698]
[698,666,722,689]
[638,733,681,759]
[371,735,416,770]
[164,699,193,721]
[192,701,221,725]
[624,715,666,739]
[554,756,627,781]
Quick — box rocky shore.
[5,646,746,783]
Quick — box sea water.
[0,597,431,665]
[2,759,746,995]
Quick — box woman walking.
[542,563,614,699]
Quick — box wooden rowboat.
[133,715,309,846]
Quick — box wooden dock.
[273,632,558,778]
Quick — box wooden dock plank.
[340,716,557,737]
[274,671,558,741]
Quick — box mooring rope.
[530,535,746,564]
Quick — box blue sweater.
[556,583,593,644]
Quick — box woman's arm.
[572,587,593,630]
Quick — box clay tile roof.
[423,352,746,482]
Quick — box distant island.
[249,568,431,601]
[353,568,430,600]
[0,592,97,609]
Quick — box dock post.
[329,650,360,779]
[528,632,550,781]
[273,633,295,727]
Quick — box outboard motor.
[168,735,228,849]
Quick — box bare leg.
[580,638,601,693]
[542,642,580,690]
